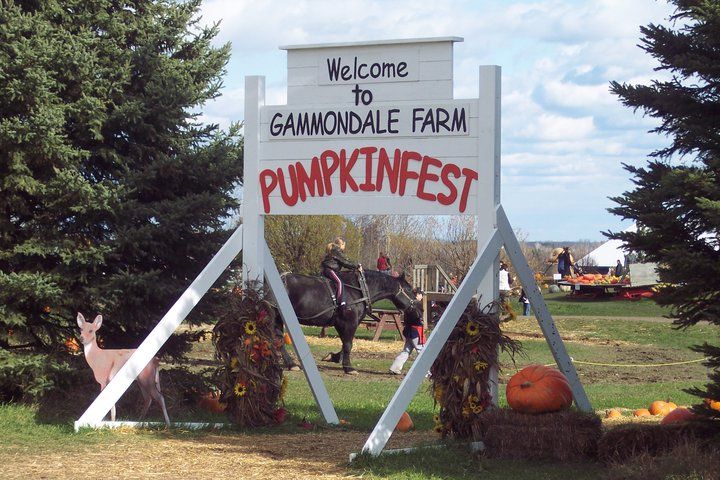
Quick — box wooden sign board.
[252,37,492,216]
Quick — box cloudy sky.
[197,0,675,241]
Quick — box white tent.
[578,224,636,268]
[578,239,628,267]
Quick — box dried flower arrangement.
[212,286,287,427]
[430,300,521,439]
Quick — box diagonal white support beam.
[262,242,339,425]
[361,228,504,456]
[75,226,245,430]
[497,206,592,412]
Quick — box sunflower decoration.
[465,321,480,337]
[233,381,248,397]
[429,300,522,440]
[212,283,287,427]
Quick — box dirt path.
[2,429,437,480]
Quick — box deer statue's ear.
[77,312,85,328]
[93,315,103,329]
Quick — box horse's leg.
[334,311,359,375]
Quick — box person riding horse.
[321,237,362,317]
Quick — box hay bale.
[477,409,602,462]
[598,421,720,463]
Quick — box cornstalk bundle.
[430,301,521,439]
[213,287,286,427]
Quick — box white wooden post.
[75,226,245,430]
[477,65,502,403]
[262,242,339,424]
[242,76,265,284]
[497,207,592,412]
[362,228,504,456]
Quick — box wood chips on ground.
[306,335,403,355]
[1,429,438,479]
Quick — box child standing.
[389,288,425,375]
[519,289,531,316]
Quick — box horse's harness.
[395,284,422,317]
[281,270,373,321]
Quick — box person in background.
[519,289,531,316]
[547,247,565,275]
[389,288,425,375]
[558,247,576,276]
[615,259,623,277]
[498,261,513,302]
[377,252,392,274]
[321,237,362,316]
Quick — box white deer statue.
[76,312,170,426]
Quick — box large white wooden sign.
[249,38,489,218]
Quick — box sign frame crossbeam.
[263,241,339,424]
[361,227,504,455]
[497,206,591,411]
[75,225,246,430]
[360,205,592,456]
[76,223,341,429]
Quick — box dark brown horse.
[272,269,421,374]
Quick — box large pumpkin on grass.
[506,364,573,414]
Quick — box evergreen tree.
[609,0,720,419]
[0,0,242,399]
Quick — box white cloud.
[194,0,676,240]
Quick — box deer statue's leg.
[151,366,170,427]
[99,381,116,422]
[138,386,152,419]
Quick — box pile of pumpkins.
[563,273,629,286]
[606,398,720,424]
[505,365,719,427]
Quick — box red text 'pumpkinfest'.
[259,146,478,214]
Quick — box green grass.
[542,292,668,317]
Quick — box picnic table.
[361,308,405,341]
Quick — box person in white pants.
[389,289,425,375]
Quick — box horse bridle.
[396,285,422,316]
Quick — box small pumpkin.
[661,407,695,425]
[395,411,414,432]
[284,332,292,345]
[605,409,622,419]
[198,392,226,413]
[506,364,573,414]
[633,408,651,417]
[704,398,720,411]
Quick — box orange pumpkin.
[605,409,622,419]
[284,332,292,345]
[649,400,667,415]
[704,398,720,411]
[661,407,695,425]
[198,392,226,413]
[395,411,414,432]
[633,408,651,417]
[506,364,573,414]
